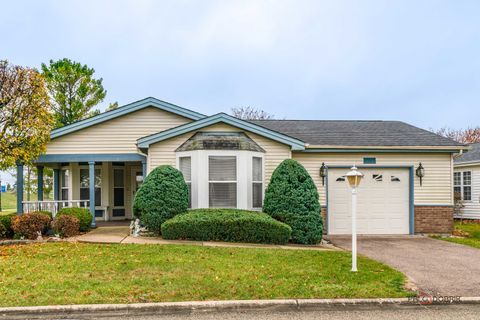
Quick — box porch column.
[16,162,24,214]
[89,161,96,228]
[37,165,44,201]
[142,160,147,179]
[53,169,60,201]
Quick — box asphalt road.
[31,304,480,320]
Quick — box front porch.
[16,153,147,227]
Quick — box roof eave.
[137,113,306,150]
[50,97,206,139]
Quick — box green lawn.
[0,191,16,214]
[0,243,412,307]
[434,222,480,249]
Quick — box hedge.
[11,213,51,240]
[0,214,16,238]
[52,215,80,238]
[57,208,92,232]
[263,159,323,244]
[161,209,292,245]
[133,165,189,234]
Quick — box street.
[29,304,480,320]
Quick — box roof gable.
[137,113,306,150]
[51,97,206,139]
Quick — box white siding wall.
[454,164,480,219]
[46,107,191,154]
[148,122,292,185]
[293,152,454,206]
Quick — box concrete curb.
[2,298,480,319]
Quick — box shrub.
[57,208,92,232]
[133,165,189,234]
[161,209,292,245]
[52,215,80,238]
[11,213,51,240]
[263,159,323,244]
[0,214,16,238]
[36,211,53,220]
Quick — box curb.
[2,298,480,319]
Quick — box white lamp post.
[345,165,363,272]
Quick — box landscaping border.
[2,298,480,319]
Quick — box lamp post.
[345,165,363,272]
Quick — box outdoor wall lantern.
[319,162,327,186]
[345,165,364,272]
[416,162,425,186]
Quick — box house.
[453,142,480,219]
[16,97,467,234]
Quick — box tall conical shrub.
[263,159,323,244]
[133,165,189,234]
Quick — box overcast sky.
[2,0,480,132]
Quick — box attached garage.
[327,167,411,235]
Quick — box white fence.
[22,200,90,218]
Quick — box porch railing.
[22,200,90,218]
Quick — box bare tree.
[433,127,480,144]
[231,106,274,120]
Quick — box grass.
[0,243,412,307]
[433,221,480,249]
[0,191,16,214]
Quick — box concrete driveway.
[327,236,480,297]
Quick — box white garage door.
[328,168,410,235]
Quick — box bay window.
[252,157,263,208]
[179,156,192,208]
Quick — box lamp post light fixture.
[345,165,364,272]
[319,162,327,186]
[416,163,425,186]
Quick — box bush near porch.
[263,159,323,245]
[57,207,92,232]
[161,209,292,244]
[133,165,189,235]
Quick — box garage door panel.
[328,168,409,235]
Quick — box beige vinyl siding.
[293,152,454,206]
[454,164,480,219]
[46,107,191,154]
[148,122,291,184]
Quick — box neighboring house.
[454,142,480,219]
[16,97,467,234]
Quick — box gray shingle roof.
[248,120,464,147]
[455,143,480,163]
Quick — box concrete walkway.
[327,235,480,297]
[75,224,336,251]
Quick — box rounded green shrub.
[133,165,189,234]
[263,159,323,244]
[0,214,16,238]
[57,207,92,232]
[161,209,292,244]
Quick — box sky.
[2,0,480,131]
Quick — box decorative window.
[61,169,69,200]
[363,157,376,164]
[179,157,192,208]
[391,176,401,182]
[252,157,263,208]
[336,176,346,182]
[454,171,471,201]
[373,174,383,182]
[80,168,102,206]
[208,156,237,208]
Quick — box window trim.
[454,171,472,202]
[208,155,237,208]
[60,168,70,201]
[252,156,264,209]
[176,150,264,210]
